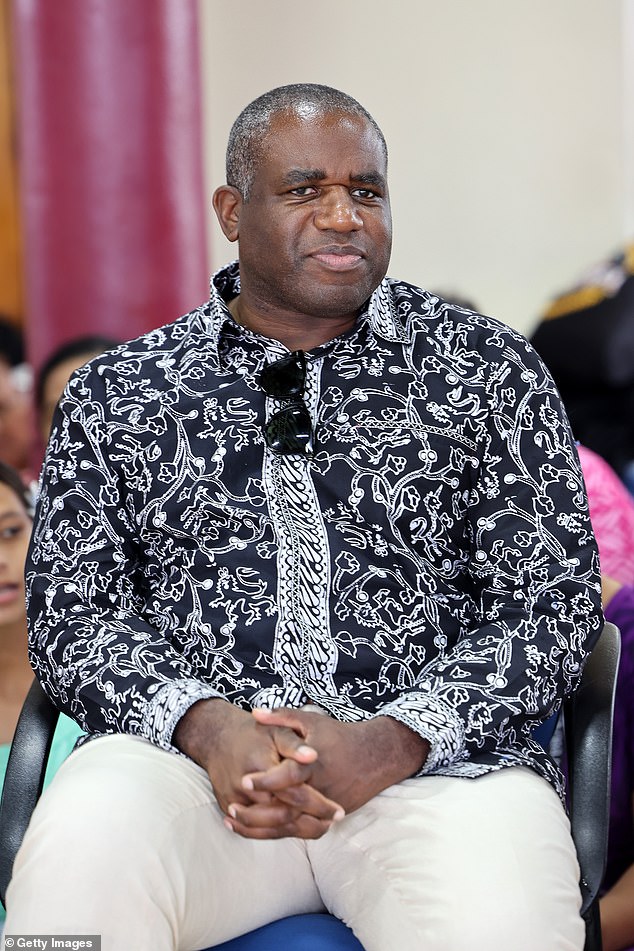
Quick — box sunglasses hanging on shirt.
[259,350,314,455]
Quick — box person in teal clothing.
[0,714,83,792]
[0,460,83,922]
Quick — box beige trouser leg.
[307,766,584,951]
[4,735,325,951]
[4,735,584,951]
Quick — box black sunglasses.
[259,351,314,455]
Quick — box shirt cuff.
[375,690,467,773]
[138,679,224,752]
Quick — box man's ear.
[212,185,243,242]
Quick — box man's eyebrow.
[351,171,386,190]
[281,169,327,186]
[279,169,387,189]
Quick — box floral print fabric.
[26,263,603,795]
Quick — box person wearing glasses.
[6,84,601,951]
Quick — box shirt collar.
[205,260,409,361]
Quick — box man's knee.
[310,769,585,951]
[10,734,213,889]
[4,735,216,940]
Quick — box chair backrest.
[0,677,59,906]
[563,620,621,943]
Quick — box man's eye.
[352,188,379,199]
[290,186,317,197]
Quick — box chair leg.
[583,900,602,951]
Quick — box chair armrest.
[564,621,621,916]
[0,678,60,908]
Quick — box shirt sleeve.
[26,369,222,751]
[375,330,604,773]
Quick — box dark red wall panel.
[12,0,209,367]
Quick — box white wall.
[199,0,627,336]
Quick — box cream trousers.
[4,734,584,951]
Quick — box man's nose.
[314,188,362,231]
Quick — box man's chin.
[298,281,378,320]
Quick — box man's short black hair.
[226,83,387,201]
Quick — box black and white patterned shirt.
[27,262,602,792]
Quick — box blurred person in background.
[598,574,634,951]
[531,244,634,495]
[35,335,120,445]
[577,444,634,587]
[576,447,634,951]
[0,460,84,929]
[0,319,35,480]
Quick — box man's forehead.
[270,108,379,142]
[261,110,386,174]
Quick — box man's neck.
[227,296,357,352]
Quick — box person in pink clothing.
[577,445,634,950]
[578,444,634,585]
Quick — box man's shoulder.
[71,302,215,386]
[107,301,213,360]
[387,278,522,339]
[384,277,537,360]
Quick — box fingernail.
[228,804,237,819]
[223,817,234,832]
[333,808,345,822]
[297,745,315,756]
[241,776,254,791]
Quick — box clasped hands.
[174,699,429,841]
[217,706,357,841]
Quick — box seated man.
[5,84,602,951]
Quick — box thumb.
[252,707,317,763]
[251,706,307,735]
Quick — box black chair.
[565,620,621,950]
[0,622,621,951]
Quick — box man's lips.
[310,247,364,271]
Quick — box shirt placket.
[260,355,354,716]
